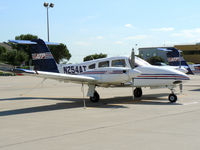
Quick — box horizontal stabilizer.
[9,40,60,45]
[157,48,172,52]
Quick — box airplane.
[158,47,200,75]
[167,48,200,75]
[189,64,200,74]
[6,39,190,103]
[157,48,190,74]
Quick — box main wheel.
[134,88,142,97]
[168,94,177,103]
[90,91,100,103]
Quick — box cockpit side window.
[88,63,96,69]
[112,59,126,67]
[98,61,109,68]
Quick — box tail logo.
[32,52,54,60]
[168,57,184,62]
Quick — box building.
[139,47,172,63]
[175,44,200,64]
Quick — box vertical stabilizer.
[31,39,59,73]
[166,48,193,74]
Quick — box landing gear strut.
[134,88,142,98]
[90,90,100,103]
[168,88,177,103]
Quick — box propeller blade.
[132,78,135,100]
[130,48,135,69]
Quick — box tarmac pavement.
[0,75,200,150]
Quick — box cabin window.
[88,64,96,69]
[98,61,109,68]
[111,59,126,67]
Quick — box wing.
[13,68,97,84]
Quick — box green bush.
[147,56,165,65]
[83,53,107,62]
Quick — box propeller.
[128,48,141,78]
[130,48,135,69]
[130,48,135,99]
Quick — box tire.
[168,94,177,103]
[90,91,100,103]
[134,88,142,97]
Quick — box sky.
[1,0,200,63]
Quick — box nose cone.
[129,69,141,78]
[175,67,188,74]
[178,72,190,80]
[167,67,190,80]
[161,67,190,81]
[139,66,190,81]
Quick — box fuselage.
[57,56,189,87]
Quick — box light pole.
[43,2,54,42]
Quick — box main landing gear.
[89,90,100,103]
[133,88,143,98]
[87,85,100,103]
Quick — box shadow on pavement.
[0,93,181,116]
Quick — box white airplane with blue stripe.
[8,39,190,103]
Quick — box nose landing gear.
[168,93,177,103]
[168,88,177,103]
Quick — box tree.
[83,53,107,62]
[3,50,17,66]
[1,50,28,66]
[147,56,165,65]
[0,46,7,61]
[10,34,38,63]
[15,51,29,65]
[48,44,71,63]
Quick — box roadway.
[0,75,200,150]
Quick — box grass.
[0,71,15,76]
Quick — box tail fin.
[30,39,59,73]
[9,39,59,73]
[166,47,193,74]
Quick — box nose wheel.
[168,93,177,103]
[168,87,177,103]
